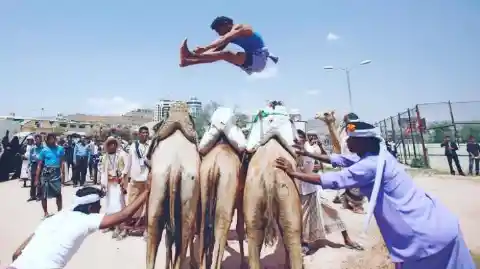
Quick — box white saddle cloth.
[199,107,247,154]
[246,105,298,152]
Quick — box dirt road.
[0,172,479,269]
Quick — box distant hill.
[65,113,151,126]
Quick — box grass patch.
[472,252,480,267]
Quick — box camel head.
[315,111,337,125]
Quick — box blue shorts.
[240,48,269,74]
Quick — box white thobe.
[100,152,128,215]
[127,141,150,182]
[298,142,321,195]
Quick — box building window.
[59,123,68,128]
[70,124,77,128]
[79,124,86,128]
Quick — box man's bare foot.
[344,239,364,251]
[352,206,365,214]
[180,38,193,67]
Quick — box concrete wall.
[397,142,473,173]
[0,119,21,140]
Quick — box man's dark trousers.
[74,156,88,186]
[469,157,480,175]
[66,160,75,183]
[446,154,463,175]
[29,162,38,199]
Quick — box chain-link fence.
[375,100,480,172]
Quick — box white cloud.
[326,32,340,41]
[247,66,278,81]
[86,96,140,115]
[305,90,320,95]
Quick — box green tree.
[232,105,250,129]
[235,112,250,129]
[194,101,221,139]
[427,121,452,143]
[458,124,480,142]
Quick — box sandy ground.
[1,172,479,269]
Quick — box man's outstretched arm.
[205,24,253,51]
[12,234,34,261]
[209,43,228,52]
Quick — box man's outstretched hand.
[193,46,208,55]
[274,157,295,175]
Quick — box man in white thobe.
[296,129,362,255]
[126,126,150,235]
[21,136,35,186]
[100,136,129,240]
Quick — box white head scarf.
[70,191,102,210]
[345,121,387,235]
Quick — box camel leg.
[198,167,210,269]
[173,169,200,269]
[235,186,246,269]
[244,184,266,269]
[146,171,169,269]
[211,184,237,269]
[165,230,173,269]
[189,234,197,269]
[276,184,303,269]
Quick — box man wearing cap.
[10,184,150,269]
[275,120,475,268]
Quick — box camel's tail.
[263,161,278,246]
[203,156,221,263]
[167,165,183,251]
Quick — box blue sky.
[1,1,479,123]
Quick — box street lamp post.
[323,60,372,112]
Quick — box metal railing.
[374,100,480,170]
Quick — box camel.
[316,111,365,214]
[243,101,304,269]
[197,107,247,269]
[145,101,200,269]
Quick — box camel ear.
[331,110,335,116]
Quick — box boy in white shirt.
[10,184,149,269]
[295,129,362,255]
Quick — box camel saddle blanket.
[246,105,297,157]
[199,107,247,155]
[155,101,197,144]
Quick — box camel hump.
[246,105,297,156]
[155,101,197,144]
[199,107,247,155]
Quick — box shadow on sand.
[222,229,345,268]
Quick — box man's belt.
[107,176,122,184]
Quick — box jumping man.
[179,16,278,75]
